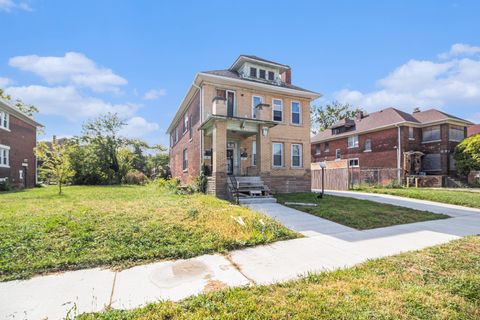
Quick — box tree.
[0,88,39,116]
[35,141,75,195]
[311,101,364,134]
[454,134,480,176]
[82,113,126,184]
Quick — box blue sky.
[1,0,480,146]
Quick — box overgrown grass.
[0,185,297,281]
[275,193,448,230]
[355,187,480,209]
[79,236,480,319]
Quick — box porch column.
[212,120,227,198]
[256,126,270,173]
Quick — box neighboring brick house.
[0,98,42,188]
[167,55,320,199]
[311,108,473,182]
[467,124,480,137]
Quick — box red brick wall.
[169,92,201,184]
[0,114,37,188]
[312,127,399,168]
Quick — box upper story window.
[272,99,283,122]
[175,127,179,143]
[291,144,302,168]
[449,125,464,142]
[315,144,321,155]
[272,142,283,167]
[335,148,341,160]
[408,127,415,140]
[252,141,257,166]
[252,96,263,119]
[0,145,9,168]
[183,113,189,133]
[291,101,301,124]
[324,142,330,152]
[268,71,275,81]
[259,69,266,79]
[348,135,359,148]
[189,115,193,140]
[364,139,372,152]
[0,111,9,130]
[422,125,441,142]
[250,67,257,78]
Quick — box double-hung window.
[348,135,359,148]
[182,148,188,171]
[335,149,341,160]
[259,69,266,79]
[268,71,275,81]
[0,111,9,130]
[348,158,359,167]
[0,145,9,168]
[291,144,302,168]
[449,125,464,142]
[189,115,193,140]
[252,96,263,119]
[272,143,283,167]
[252,141,257,166]
[291,101,301,124]
[183,114,188,134]
[250,67,257,78]
[408,127,415,140]
[315,144,321,155]
[364,139,372,152]
[272,99,283,122]
[422,126,441,142]
[175,127,179,143]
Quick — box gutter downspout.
[396,125,402,183]
[192,83,203,171]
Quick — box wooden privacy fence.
[312,167,401,190]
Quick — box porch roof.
[199,115,278,133]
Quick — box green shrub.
[0,179,11,191]
[454,134,480,176]
[196,165,209,194]
[155,178,181,193]
[125,170,148,185]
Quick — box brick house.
[167,55,320,199]
[0,98,42,188]
[467,124,480,137]
[311,108,473,185]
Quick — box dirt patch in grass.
[0,185,297,281]
[275,193,448,230]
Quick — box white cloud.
[0,77,13,87]
[5,85,138,120]
[439,43,480,59]
[120,116,160,138]
[9,52,127,92]
[333,48,480,114]
[143,88,166,100]
[0,0,31,12]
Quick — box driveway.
[1,195,480,319]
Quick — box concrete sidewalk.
[1,198,480,319]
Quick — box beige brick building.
[167,55,320,199]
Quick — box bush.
[155,178,180,193]
[385,179,403,189]
[454,134,480,176]
[0,179,11,191]
[125,171,148,185]
[196,165,209,194]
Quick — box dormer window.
[250,67,257,78]
[268,71,274,81]
[332,128,340,135]
[259,69,266,79]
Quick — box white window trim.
[291,144,303,168]
[183,114,189,134]
[0,112,10,131]
[249,67,257,78]
[252,95,263,119]
[272,98,283,123]
[182,148,188,172]
[347,135,359,149]
[422,126,441,142]
[335,148,341,160]
[0,145,10,168]
[252,141,257,166]
[259,69,266,80]
[226,90,236,117]
[315,144,321,155]
[348,158,360,168]
[364,139,372,152]
[272,142,284,167]
[291,101,302,125]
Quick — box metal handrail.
[228,175,239,204]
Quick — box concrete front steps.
[229,176,277,204]
[238,196,277,205]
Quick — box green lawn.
[355,187,480,209]
[275,193,448,230]
[80,236,480,319]
[0,185,297,281]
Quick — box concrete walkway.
[2,196,480,319]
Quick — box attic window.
[268,71,274,81]
[250,67,257,78]
[332,128,340,135]
[259,69,266,79]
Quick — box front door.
[226,90,235,117]
[227,149,234,175]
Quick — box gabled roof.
[312,107,473,143]
[229,55,290,71]
[0,97,43,128]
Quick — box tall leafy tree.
[82,113,126,184]
[0,88,39,116]
[311,101,364,134]
[454,134,480,176]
